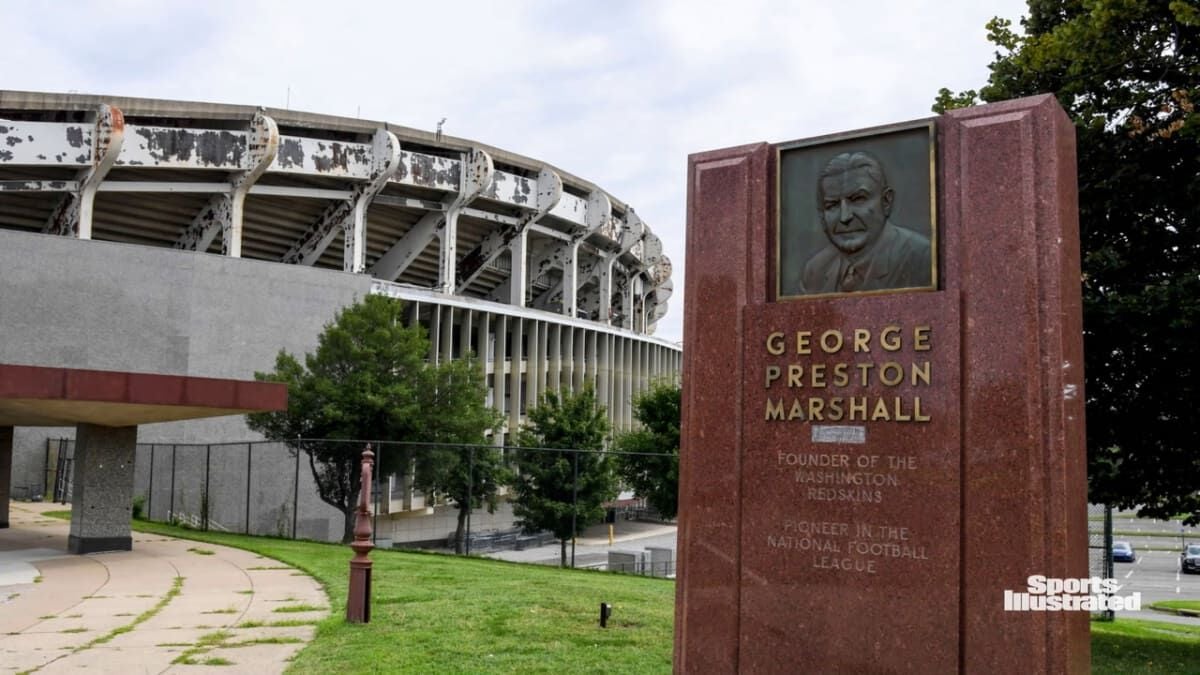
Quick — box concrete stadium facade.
[0,91,680,541]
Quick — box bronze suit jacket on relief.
[797,222,931,294]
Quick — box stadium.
[0,90,681,543]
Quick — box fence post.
[1104,505,1114,620]
[466,445,474,556]
[293,443,301,540]
[204,445,211,531]
[169,445,177,523]
[571,449,579,568]
[147,445,155,520]
[245,443,253,534]
[43,439,51,501]
[372,443,380,545]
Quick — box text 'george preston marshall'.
[763,325,933,424]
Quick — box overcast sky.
[3,0,1030,343]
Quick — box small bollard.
[346,444,375,623]
[599,602,612,628]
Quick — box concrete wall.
[382,501,521,546]
[0,227,682,545]
[0,227,371,508]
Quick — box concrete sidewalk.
[0,501,327,674]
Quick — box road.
[1106,512,1200,624]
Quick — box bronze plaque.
[777,120,937,299]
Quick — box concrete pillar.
[494,316,508,440]
[0,426,12,528]
[68,423,137,553]
[509,319,523,431]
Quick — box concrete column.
[0,426,12,528]
[440,306,454,362]
[525,318,539,410]
[597,334,610,413]
[509,230,529,307]
[510,319,524,431]
[563,327,575,390]
[68,423,137,553]
[549,323,562,392]
[494,316,508,437]
[460,310,474,359]
[429,303,442,364]
[537,321,549,396]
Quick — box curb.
[1148,606,1200,618]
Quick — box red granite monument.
[675,95,1088,673]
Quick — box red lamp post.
[346,444,375,623]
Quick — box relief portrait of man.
[784,150,932,296]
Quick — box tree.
[408,357,506,554]
[934,1,1200,522]
[247,295,431,542]
[512,385,617,566]
[613,381,681,520]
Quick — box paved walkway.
[0,501,327,674]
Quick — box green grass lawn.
[1149,599,1200,617]
[44,513,1200,673]
[129,519,674,673]
[1091,618,1200,674]
[1151,600,1200,611]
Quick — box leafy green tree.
[248,295,425,542]
[512,386,617,566]
[408,357,506,554]
[935,1,1199,522]
[614,381,681,520]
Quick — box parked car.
[1182,544,1200,574]
[1112,541,1136,563]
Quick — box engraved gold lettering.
[766,398,785,420]
[796,331,812,355]
[832,363,849,387]
[765,365,781,388]
[871,398,891,421]
[789,398,805,420]
[913,325,931,351]
[763,323,939,425]
[810,364,826,388]
[788,364,803,388]
[881,325,901,351]
[853,328,870,353]
[856,363,873,386]
[767,331,785,355]
[879,362,903,386]
[849,397,867,420]
[820,329,843,354]
[827,397,844,421]
[808,397,825,421]
[912,361,931,386]
[914,396,930,422]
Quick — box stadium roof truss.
[0,92,673,335]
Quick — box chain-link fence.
[44,438,676,575]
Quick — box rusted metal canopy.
[0,363,287,427]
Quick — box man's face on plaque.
[819,166,893,255]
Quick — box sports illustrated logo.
[1003,575,1142,612]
